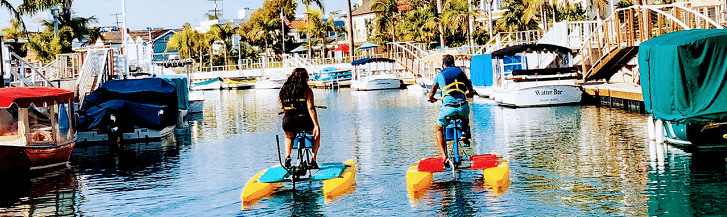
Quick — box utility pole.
[0,35,4,87]
[346,0,355,59]
[208,0,223,19]
[111,13,122,30]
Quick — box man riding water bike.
[280,68,321,168]
[428,54,477,167]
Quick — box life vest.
[283,98,307,114]
[440,79,466,97]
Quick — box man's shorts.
[437,103,470,126]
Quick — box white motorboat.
[191,77,222,90]
[254,76,286,89]
[490,44,582,107]
[351,58,402,91]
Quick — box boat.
[405,154,509,193]
[191,77,222,90]
[351,58,403,91]
[310,68,352,88]
[75,77,189,142]
[188,91,204,114]
[0,87,76,172]
[242,159,356,206]
[489,44,583,107]
[406,79,432,92]
[640,29,727,148]
[222,77,255,89]
[254,76,286,89]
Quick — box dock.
[581,82,644,113]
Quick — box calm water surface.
[2,88,727,216]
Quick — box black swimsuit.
[281,93,314,133]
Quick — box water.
[2,88,727,216]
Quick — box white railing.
[475,30,543,54]
[76,49,111,103]
[8,52,55,87]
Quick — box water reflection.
[5,89,727,216]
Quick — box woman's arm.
[306,88,320,139]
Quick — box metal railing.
[578,3,724,80]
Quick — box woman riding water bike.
[280,68,321,168]
[428,54,477,168]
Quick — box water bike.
[406,115,510,193]
[242,108,356,206]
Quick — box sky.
[0,0,350,31]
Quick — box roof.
[352,0,376,16]
[0,87,74,108]
[491,44,573,58]
[351,58,395,66]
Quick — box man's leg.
[436,124,448,160]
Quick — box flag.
[280,10,290,26]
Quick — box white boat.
[490,44,582,107]
[254,77,286,89]
[191,77,222,90]
[188,91,204,113]
[406,79,432,92]
[351,58,403,91]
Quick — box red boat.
[0,87,76,172]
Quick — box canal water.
[1,88,727,216]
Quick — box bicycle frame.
[444,116,470,169]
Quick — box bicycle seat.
[445,115,464,121]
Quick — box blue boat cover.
[258,166,290,183]
[639,29,727,123]
[351,58,395,66]
[470,54,493,87]
[310,162,346,180]
[158,75,190,110]
[77,78,179,131]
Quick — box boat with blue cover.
[351,58,403,91]
[640,29,727,148]
[75,77,189,142]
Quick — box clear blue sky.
[1,0,349,31]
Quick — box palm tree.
[588,0,609,20]
[442,0,475,47]
[209,23,236,65]
[523,0,549,30]
[166,28,202,60]
[370,0,400,43]
[400,8,437,43]
[1,19,28,42]
[437,0,446,47]
[300,0,324,58]
[498,0,539,32]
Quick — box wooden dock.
[581,82,644,113]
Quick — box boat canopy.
[491,44,572,58]
[351,58,395,66]
[77,78,179,130]
[0,87,74,108]
[639,29,727,123]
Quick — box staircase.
[6,52,55,87]
[76,49,112,104]
[579,3,725,81]
[388,42,429,78]
[283,54,321,75]
[475,30,542,54]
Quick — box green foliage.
[498,0,539,31]
[472,28,490,45]
[370,0,400,44]
[1,19,28,42]
[166,28,202,59]
[554,3,589,21]
[25,26,74,63]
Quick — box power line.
[110,13,122,29]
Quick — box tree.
[400,8,437,43]
[370,0,400,44]
[1,19,28,42]
[442,0,474,47]
[25,26,74,63]
[588,0,609,20]
[166,28,202,60]
[209,23,236,65]
[498,0,539,32]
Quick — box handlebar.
[278,106,327,115]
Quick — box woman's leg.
[284,131,296,158]
[307,130,320,161]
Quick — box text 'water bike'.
[406,115,510,194]
[241,110,356,206]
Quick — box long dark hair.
[279,68,310,103]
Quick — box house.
[349,0,379,46]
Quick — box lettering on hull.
[534,89,563,96]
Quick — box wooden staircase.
[579,3,725,81]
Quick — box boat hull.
[254,80,285,89]
[494,85,582,107]
[483,160,510,188]
[0,142,74,172]
[322,159,356,198]
[241,166,282,205]
[191,81,222,90]
[352,78,402,91]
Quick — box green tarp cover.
[639,29,727,123]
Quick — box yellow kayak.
[241,166,282,206]
[323,159,357,198]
